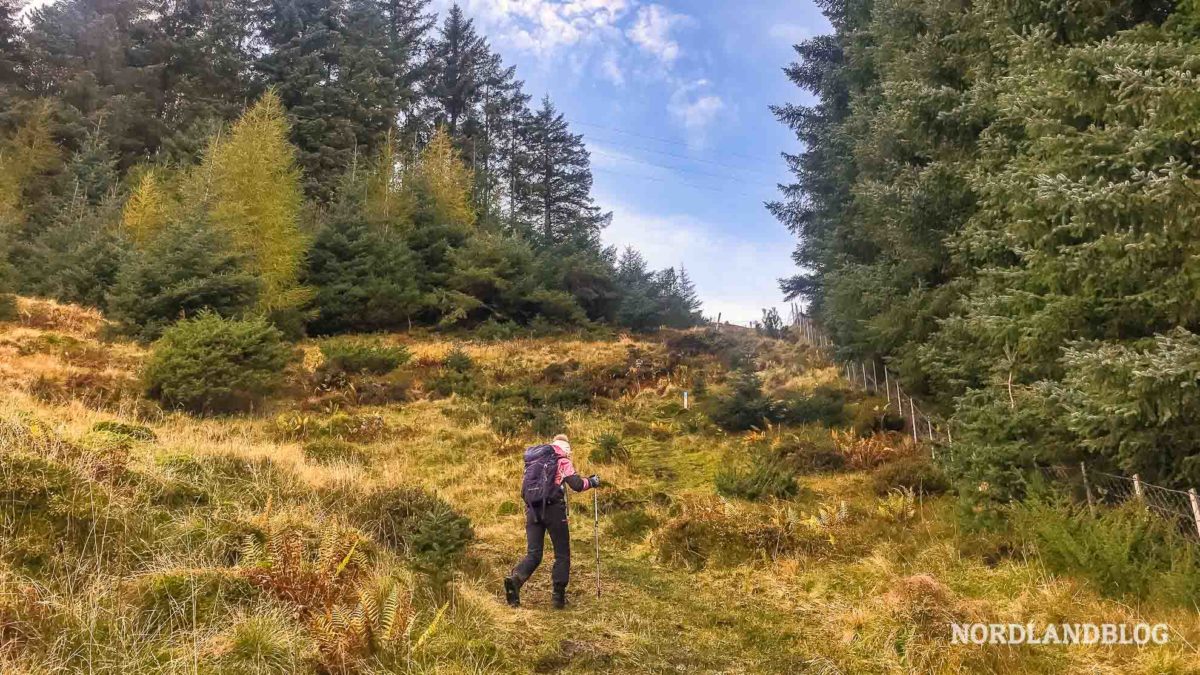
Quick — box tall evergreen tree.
[0,0,27,111]
[516,97,607,247]
[422,4,489,138]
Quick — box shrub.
[715,450,800,502]
[406,501,475,586]
[318,338,410,376]
[776,433,845,473]
[302,439,368,465]
[142,314,293,415]
[443,345,473,372]
[530,407,565,437]
[351,486,474,579]
[590,432,630,465]
[871,455,949,496]
[704,370,784,431]
[780,385,847,427]
[1014,500,1200,605]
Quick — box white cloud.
[626,4,687,64]
[598,195,793,324]
[600,51,625,86]
[439,0,632,57]
[668,79,726,146]
[768,23,811,44]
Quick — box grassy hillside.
[0,297,1196,674]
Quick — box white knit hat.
[551,434,571,456]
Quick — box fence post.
[926,418,933,441]
[909,397,917,442]
[683,391,689,410]
[1133,474,1144,502]
[861,362,869,391]
[871,361,878,393]
[1189,489,1200,539]
[884,368,891,410]
[946,424,952,444]
[1080,463,1096,517]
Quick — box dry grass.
[0,300,1196,673]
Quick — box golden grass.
[0,305,1197,673]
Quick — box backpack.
[521,444,560,506]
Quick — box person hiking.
[505,434,600,609]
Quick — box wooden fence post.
[909,397,917,442]
[926,418,933,441]
[1133,474,1144,502]
[1189,489,1200,539]
[884,368,891,410]
[1081,463,1096,517]
[861,362,869,391]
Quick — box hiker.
[505,434,600,609]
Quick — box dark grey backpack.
[521,444,559,506]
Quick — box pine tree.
[108,217,261,341]
[614,248,659,331]
[23,0,162,165]
[145,0,259,162]
[193,90,311,318]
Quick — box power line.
[590,166,772,200]
[590,148,768,186]
[586,134,782,178]
[570,119,780,165]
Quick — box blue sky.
[431,0,830,324]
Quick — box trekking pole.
[593,489,601,599]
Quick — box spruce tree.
[517,97,607,247]
[306,206,422,334]
[423,5,489,138]
[108,217,261,341]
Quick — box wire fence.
[788,309,1200,539]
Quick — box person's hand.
[588,475,601,488]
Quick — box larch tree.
[196,90,310,318]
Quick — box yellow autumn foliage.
[121,170,173,246]
[0,102,61,227]
[410,127,474,229]
[194,90,311,313]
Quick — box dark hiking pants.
[512,499,570,586]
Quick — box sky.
[429,0,830,324]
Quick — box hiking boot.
[552,582,568,610]
[504,576,521,607]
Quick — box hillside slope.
[0,298,1196,674]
